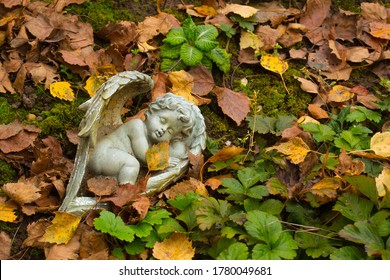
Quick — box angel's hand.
[168,157,181,168]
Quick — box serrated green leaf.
[295,232,336,258]
[370,211,390,237]
[333,192,374,222]
[247,185,269,199]
[160,58,186,72]
[128,223,153,238]
[195,39,219,51]
[143,209,171,225]
[300,122,335,142]
[238,167,262,188]
[330,246,366,260]
[339,220,384,256]
[160,43,181,59]
[195,197,231,231]
[220,23,236,38]
[163,27,187,45]
[245,210,282,244]
[156,217,185,235]
[93,210,135,242]
[346,106,381,123]
[252,232,297,260]
[266,177,288,198]
[141,229,160,248]
[182,16,197,42]
[221,226,244,239]
[180,43,203,66]
[343,175,379,205]
[177,205,198,231]
[217,242,249,260]
[247,115,295,135]
[258,199,284,215]
[124,239,145,255]
[208,47,230,73]
[167,192,200,211]
[208,238,236,259]
[196,25,218,41]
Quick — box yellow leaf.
[311,177,341,198]
[146,141,170,171]
[49,81,75,101]
[240,31,264,50]
[327,85,354,103]
[84,75,103,97]
[168,70,197,104]
[297,115,320,124]
[194,5,217,16]
[260,54,288,75]
[0,199,18,222]
[266,137,311,164]
[375,168,390,197]
[219,4,258,18]
[152,233,195,260]
[40,212,82,244]
[371,132,390,157]
[207,146,244,163]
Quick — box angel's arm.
[127,120,150,164]
[170,141,187,160]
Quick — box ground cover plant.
[0,0,390,260]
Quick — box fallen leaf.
[375,168,390,197]
[370,132,390,157]
[40,212,82,244]
[132,196,150,220]
[266,137,311,164]
[168,71,197,104]
[0,231,12,259]
[138,12,180,43]
[205,174,233,190]
[2,179,41,205]
[79,224,109,260]
[212,86,250,126]
[188,66,215,96]
[50,81,75,101]
[0,197,18,222]
[308,104,329,119]
[208,146,244,163]
[151,72,169,101]
[311,177,341,199]
[0,62,16,94]
[167,177,207,199]
[153,232,195,260]
[87,177,117,196]
[260,54,288,75]
[361,2,387,21]
[146,141,170,171]
[327,85,354,103]
[300,0,331,29]
[194,5,217,17]
[219,4,258,18]
[44,229,81,260]
[240,31,264,50]
[368,22,390,40]
[295,77,319,94]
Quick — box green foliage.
[94,211,135,242]
[160,16,230,72]
[0,97,17,125]
[247,115,296,135]
[0,159,17,185]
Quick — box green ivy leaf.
[93,210,135,242]
[180,43,203,66]
[217,242,249,260]
[163,27,187,45]
[339,220,384,256]
[208,47,230,73]
[300,122,336,142]
[330,246,366,260]
[333,192,374,222]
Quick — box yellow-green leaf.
[260,54,288,75]
[375,168,390,197]
[84,75,104,97]
[0,199,18,222]
[152,232,195,260]
[266,137,311,164]
[311,177,341,198]
[370,132,390,157]
[146,141,170,171]
[41,212,82,244]
[49,81,75,101]
[327,85,354,103]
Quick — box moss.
[65,0,135,31]
[35,102,84,138]
[0,160,17,186]
[0,97,17,125]
[232,64,311,117]
[332,0,361,13]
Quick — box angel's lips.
[154,130,163,138]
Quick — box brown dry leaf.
[219,4,258,18]
[208,146,245,163]
[371,132,390,157]
[132,196,150,220]
[87,177,117,197]
[351,86,381,110]
[166,177,207,199]
[0,197,18,223]
[368,22,390,40]
[205,174,233,190]
[44,229,81,260]
[168,71,197,104]
[79,224,109,260]
[0,231,12,260]
[188,152,204,180]
[138,12,180,43]
[96,21,138,51]
[345,47,370,63]
[24,62,59,89]
[239,31,264,51]
[151,72,169,101]
[146,141,170,171]
[212,86,250,126]
[300,0,331,29]
[188,66,215,96]
[375,168,390,197]
[66,128,79,145]
[24,14,54,40]
[295,77,319,94]
[0,62,16,94]
[327,85,354,103]
[256,25,284,51]
[40,212,82,245]
[308,104,329,119]
[361,2,387,21]
[2,178,41,205]
[266,137,311,165]
[311,177,341,199]
[153,233,195,260]
[23,219,52,248]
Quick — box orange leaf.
[205,174,233,190]
[369,22,390,40]
[41,212,82,244]
[49,81,75,101]
[146,141,170,171]
[152,233,195,260]
[208,146,245,163]
[2,179,41,205]
[194,5,217,16]
[327,85,354,103]
[260,54,288,75]
[310,177,341,198]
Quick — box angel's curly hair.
[145,93,195,140]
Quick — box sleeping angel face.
[145,109,185,143]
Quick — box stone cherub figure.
[59,71,206,214]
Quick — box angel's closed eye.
[159,117,166,124]
[167,128,173,134]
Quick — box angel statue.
[58,71,206,214]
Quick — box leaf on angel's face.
[370,132,390,157]
[146,141,169,171]
[266,137,311,164]
[310,177,341,199]
[40,212,82,244]
[375,168,390,197]
[152,232,195,260]
[93,210,135,242]
[49,81,75,101]
[327,85,354,103]
[0,199,18,222]
[260,54,288,75]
